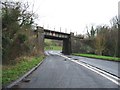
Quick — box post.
[60,27,61,32]
[118,1,120,57]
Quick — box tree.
[94,34,106,55]
[84,16,119,57]
[108,16,119,57]
[2,1,37,63]
[86,26,96,39]
[94,26,107,55]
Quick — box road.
[17,50,119,88]
[66,55,119,77]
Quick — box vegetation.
[45,46,62,50]
[73,53,120,61]
[44,39,62,50]
[2,1,40,64]
[80,16,119,57]
[94,26,107,55]
[2,56,44,86]
[1,0,120,87]
[2,1,45,86]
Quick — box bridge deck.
[44,29,70,40]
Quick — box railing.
[44,30,69,39]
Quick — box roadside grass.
[72,53,120,61]
[45,46,62,50]
[2,56,45,86]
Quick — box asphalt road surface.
[17,50,119,88]
[66,55,119,77]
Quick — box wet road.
[67,55,119,77]
[17,50,119,88]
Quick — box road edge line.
[59,54,120,86]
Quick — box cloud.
[14,0,119,34]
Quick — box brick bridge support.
[62,32,74,55]
[36,27,44,55]
[62,38,71,55]
[36,26,84,55]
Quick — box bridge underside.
[44,35,71,55]
[44,35,64,40]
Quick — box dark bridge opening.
[44,29,72,55]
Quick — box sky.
[12,0,119,34]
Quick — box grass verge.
[72,53,120,61]
[2,56,45,86]
[45,46,62,50]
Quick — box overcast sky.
[13,0,119,34]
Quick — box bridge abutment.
[62,38,71,55]
[62,32,75,55]
[36,26,44,55]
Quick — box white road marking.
[59,54,120,86]
[44,51,50,55]
[80,61,120,81]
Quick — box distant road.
[67,55,119,77]
[17,50,119,88]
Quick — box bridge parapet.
[44,29,70,40]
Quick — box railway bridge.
[35,26,84,55]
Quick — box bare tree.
[94,34,106,55]
[86,26,96,39]
[94,26,107,55]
